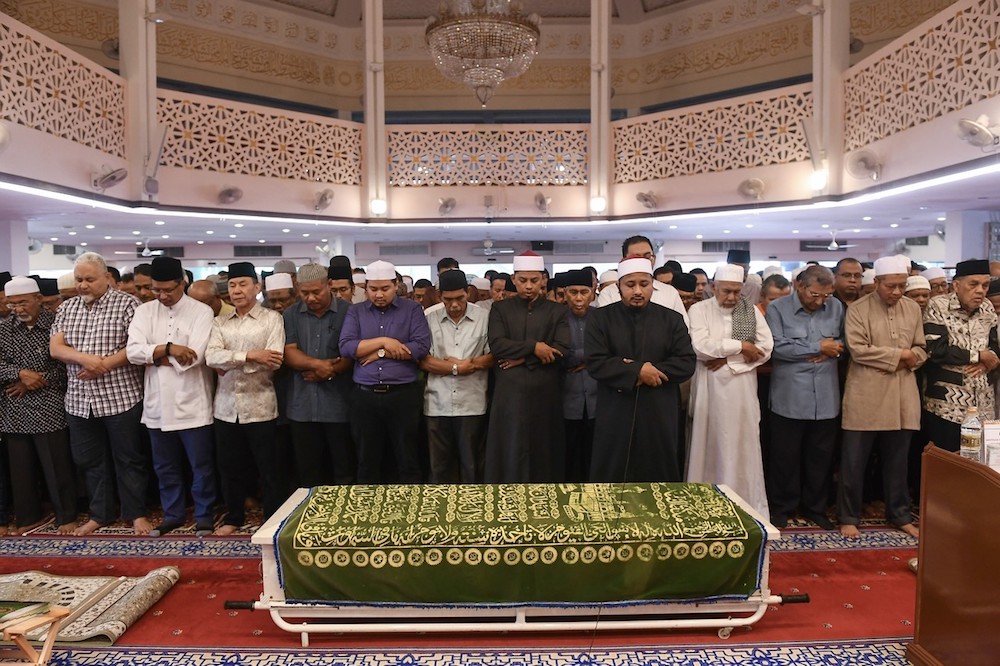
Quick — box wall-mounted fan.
[845,149,882,181]
[27,237,43,254]
[534,191,551,214]
[438,197,456,216]
[314,188,334,211]
[956,115,1000,148]
[738,178,765,201]
[635,191,658,209]
[91,167,128,191]
[101,38,120,60]
[218,187,243,205]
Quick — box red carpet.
[0,546,916,649]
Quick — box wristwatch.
[451,363,459,376]
[377,348,386,359]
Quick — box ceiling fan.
[115,239,164,257]
[826,230,858,251]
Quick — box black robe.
[485,296,571,483]
[585,301,696,482]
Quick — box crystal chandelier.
[425,0,542,107]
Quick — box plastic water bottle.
[959,407,982,463]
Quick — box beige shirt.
[842,292,927,431]
[205,304,285,424]
[423,302,490,417]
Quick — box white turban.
[874,255,909,276]
[471,277,490,290]
[763,265,783,279]
[512,252,545,272]
[714,264,745,283]
[618,257,653,278]
[352,273,366,285]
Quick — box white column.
[809,0,849,194]
[589,0,612,216]
[0,220,30,274]
[118,0,160,202]
[363,0,387,218]
[945,211,990,265]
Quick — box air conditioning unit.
[234,245,281,257]
[379,243,430,256]
[553,241,606,255]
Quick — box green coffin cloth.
[274,483,766,605]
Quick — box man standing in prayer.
[833,258,865,307]
[905,275,932,312]
[586,258,696,482]
[596,236,689,324]
[839,255,924,539]
[687,263,773,517]
[921,267,949,298]
[206,262,286,534]
[562,269,599,482]
[726,249,760,305]
[282,263,356,486]
[485,251,570,482]
[921,259,999,452]
[340,260,430,483]
[132,263,155,303]
[764,265,843,529]
[264,272,298,314]
[328,264,358,305]
[420,269,493,483]
[35,278,62,314]
[188,280,230,317]
[0,276,77,534]
[50,252,152,535]
[126,257,217,537]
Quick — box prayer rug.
[0,567,178,645]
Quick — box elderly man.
[905,275,932,312]
[35,278,63,314]
[764,266,844,529]
[126,257,217,537]
[206,262,286,534]
[561,269,599,482]
[489,273,510,303]
[419,269,493,483]
[264,272,298,314]
[50,253,151,535]
[282,263,355,486]
[833,258,865,307]
[596,235,689,324]
[860,268,877,296]
[839,255,925,539]
[188,279,231,317]
[340,260,430,483]
[671,272,700,311]
[921,259,999,452]
[486,251,570,482]
[921,267,949,298]
[687,264,773,517]
[586,258,695,482]
[0,276,76,534]
[57,273,77,302]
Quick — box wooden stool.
[0,606,70,666]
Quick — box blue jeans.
[149,426,217,525]
[66,402,149,524]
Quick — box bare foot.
[898,523,920,538]
[839,524,861,539]
[12,518,50,535]
[0,525,8,537]
[214,524,239,536]
[73,519,106,536]
[133,517,153,536]
[56,522,77,535]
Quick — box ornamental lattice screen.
[0,15,125,158]
[843,0,1000,152]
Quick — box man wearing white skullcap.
[264,271,298,314]
[596,235,689,326]
[920,266,948,297]
[57,272,77,301]
[839,256,925,539]
[485,251,570,483]
[598,270,618,293]
[585,257,695,483]
[351,271,368,303]
[860,268,876,296]
[904,275,931,311]
[686,264,774,517]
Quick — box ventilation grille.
[904,236,930,246]
[379,243,430,256]
[234,245,282,257]
[553,241,606,254]
[52,244,78,255]
[701,241,750,253]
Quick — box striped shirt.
[52,290,143,418]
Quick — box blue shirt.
[339,297,431,386]
[563,309,598,419]
[284,298,352,422]
[765,291,844,421]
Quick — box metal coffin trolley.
[233,483,803,646]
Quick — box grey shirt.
[283,298,352,423]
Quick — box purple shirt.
[339,297,431,385]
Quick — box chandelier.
[425,0,542,107]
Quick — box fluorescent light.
[85,224,95,229]
[155,220,165,225]
[590,196,607,214]
[197,240,204,244]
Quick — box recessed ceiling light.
[668,225,677,230]
[197,240,205,245]
[50,237,58,241]
[155,220,165,226]
[890,223,899,228]
[853,229,861,233]
[282,228,290,233]
[745,224,753,228]
[792,230,799,234]
[234,223,244,228]
[206,230,214,235]
[80,242,88,246]
[919,206,928,210]
[104,235,112,240]
[862,216,872,221]
[161,234,169,239]
[229,234,237,238]
[695,234,703,239]
[258,239,266,244]
[937,216,946,221]
[821,224,829,229]
[321,238,328,243]
[136,241,143,246]
[723,230,731,234]
[85,224,95,229]
[302,233,310,237]
[68,231,77,236]
[132,231,141,235]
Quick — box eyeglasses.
[837,272,864,280]
[806,291,833,300]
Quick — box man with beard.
[833,258,864,307]
[921,267,949,298]
[485,251,570,482]
[585,258,695,482]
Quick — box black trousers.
[767,414,837,522]
[214,419,282,525]
[426,415,487,483]
[921,410,960,453]
[564,418,595,484]
[351,383,422,483]
[837,430,913,527]
[289,421,356,486]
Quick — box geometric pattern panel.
[0,15,125,158]
[388,127,589,187]
[844,0,1000,151]
[157,94,363,185]
[613,86,813,184]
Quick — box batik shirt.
[0,309,67,433]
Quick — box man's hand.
[704,358,728,372]
[246,349,283,369]
[637,361,669,387]
[303,358,338,381]
[498,358,525,370]
[897,348,919,371]
[169,344,199,366]
[965,362,989,378]
[4,382,28,398]
[534,342,563,364]
[819,339,844,358]
[740,341,764,364]
[980,349,1000,372]
[77,356,109,380]
[382,339,412,360]
[567,363,587,373]
[18,369,47,391]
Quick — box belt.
[357,382,414,394]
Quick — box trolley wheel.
[717,626,733,639]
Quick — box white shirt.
[596,280,690,327]
[424,302,491,417]
[126,294,215,432]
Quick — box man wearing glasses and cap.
[127,257,217,537]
